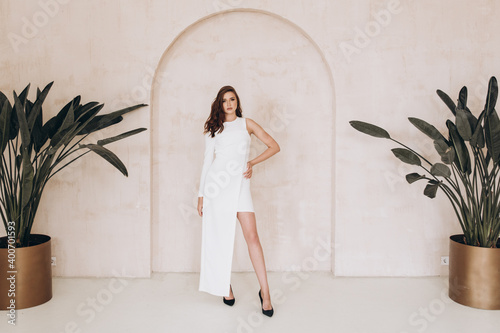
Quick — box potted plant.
[0,82,147,310]
[350,76,500,310]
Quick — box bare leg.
[224,285,234,300]
[237,212,272,310]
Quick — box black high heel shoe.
[223,285,235,306]
[259,289,274,317]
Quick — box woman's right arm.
[197,133,215,217]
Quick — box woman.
[197,85,280,317]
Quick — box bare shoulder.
[245,118,262,134]
[245,117,258,126]
[244,117,279,150]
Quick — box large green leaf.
[447,120,470,173]
[33,155,53,190]
[470,124,485,148]
[24,100,35,152]
[49,103,110,155]
[59,102,76,132]
[408,117,445,141]
[0,83,148,247]
[0,93,10,149]
[18,84,30,103]
[441,146,455,165]
[391,148,421,166]
[79,104,147,135]
[0,91,8,111]
[48,101,79,152]
[484,108,500,163]
[31,107,46,153]
[27,82,53,131]
[433,139,455,164]
[0,100,12,154]
[48,123,80,155]
[79,116,122,135]
[430,163,451,178]
[8,102,19,141]
[72,105,107,138]
[20,148,34,209]
[424,180,440,199]
[80,144,128,176]
[458,86,467,109]
[465,107,477,127]
[436,89,457,115]
[13,92,31,147]
[42,96,80,139]
[456,108,473,141]
[349,121,390,139]
[406,173,426,184]
[485,77,498,115]
[97,128,147,146]
[8,85,29,141]
[75,102,101,122]
[433,138,449,156]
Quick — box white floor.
[1,272,499,333]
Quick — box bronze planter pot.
[0,234,52,310]
[449,234,500,310]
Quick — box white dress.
[198,117,254,297]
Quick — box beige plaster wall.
[151,10,334,273]
[0,0,499,277]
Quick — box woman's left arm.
[243,118,280,178]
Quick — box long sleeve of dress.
[198,133,215,197]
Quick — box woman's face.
[222,91,237,116]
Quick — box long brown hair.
[204,85,243,137]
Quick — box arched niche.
[151,9,336,273]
